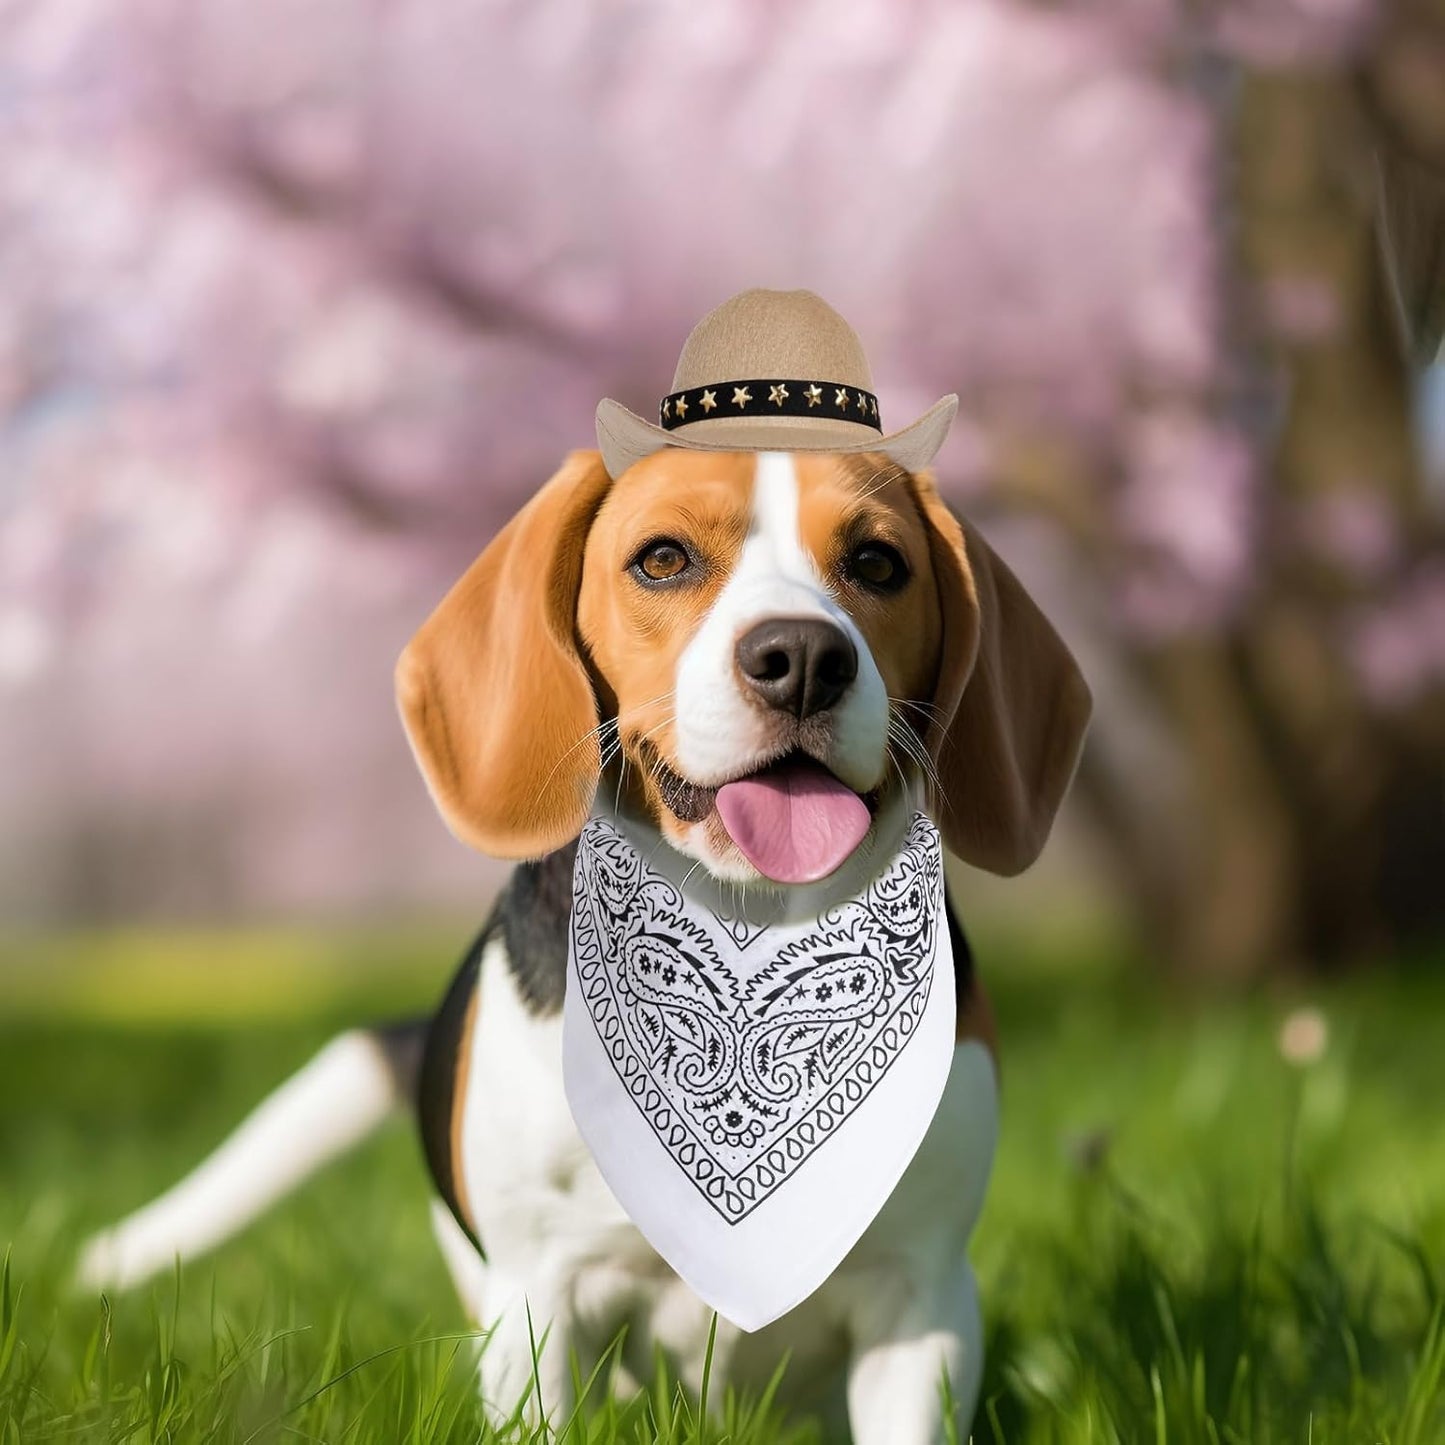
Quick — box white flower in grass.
[1278,1006,1328,1066]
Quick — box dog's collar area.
[659,379,881,432]
[563,808,955,1329]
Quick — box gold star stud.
[835,387,850,410]
[674,394,688,419]
[804,383,823,407]
[768,383,789,406]
[732,386,752,408]
[661,398,671,420]
[699,388,717,413]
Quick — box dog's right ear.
[396,451,614,859]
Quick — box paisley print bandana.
[562,810,955,1331]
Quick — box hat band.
[660,379,881,432]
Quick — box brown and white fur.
[79,448,1090,1444]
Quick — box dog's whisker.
[888,695,949,724]
[887,737,918,805]
[631,713,678,751]
[893,722,940,792]
[887,712,941,796]
[887,701,945,793]
[613,746,629,811]
[536,717,623,799]
[596,701,682,806]
[885,741,908,796]
[603,704,678,784]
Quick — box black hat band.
[660,379,881,432]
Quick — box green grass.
[3,927,1445,1442]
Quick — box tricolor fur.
[80,450,1089,1445]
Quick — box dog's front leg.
[471,1270,576,1429]
[845,1254,983,1445]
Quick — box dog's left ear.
[396,451,613,859]
[910,472,1092,876]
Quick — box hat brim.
[595,394,959,481]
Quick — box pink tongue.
[715,758,872,884]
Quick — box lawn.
[2,924,1444,1443]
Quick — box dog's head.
[397,449,1090,884]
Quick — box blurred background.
[3,4,1445,1438]
[2,0,1442,980]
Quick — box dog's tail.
[76,1021,426,1293]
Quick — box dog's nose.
[735,618,858,718]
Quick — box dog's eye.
[845,542,909,593]
[632,539,692,583]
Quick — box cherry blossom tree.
[0,0,1440,971]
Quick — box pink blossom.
[0,0,1405,919]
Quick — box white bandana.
[563,809,954,1331]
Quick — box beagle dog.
[80,447,1090,1444]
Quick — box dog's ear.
[910,472,1092,876]
[396,451,613,859]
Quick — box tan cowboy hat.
[595,289,957,479]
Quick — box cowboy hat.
[595,289,958,479]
